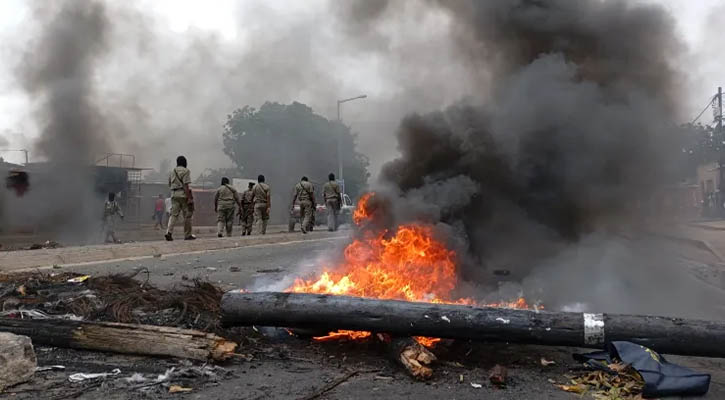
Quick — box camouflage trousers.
[253,203,270,235]
[241,207,254,235]
[216,206,236,237]
[299,200,314,232]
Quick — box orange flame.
[352,192,374,225]
[287,192,530,347]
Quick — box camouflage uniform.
[102,199,124,243]
[215,184,240,237]
[166,166,193,238]
[253,182,271,235]
[323,181,342,231]
[294,181,315,233]
[240,187,255,235]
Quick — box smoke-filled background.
[0,0,724,316]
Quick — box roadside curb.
[645,231,725,262]
[0,231,346,272]
[687,222,725,232]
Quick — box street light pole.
[336,94,367,193]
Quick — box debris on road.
[489,364,507,386]
[27,240,61,250]
[169,385,193,393]
[69,368,121,382]
[221,291,725,358]
[540,357,556,366]
[0,332,37,391]
[0,317,237,361]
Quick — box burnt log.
[388,337,436,380]
[0,318,237,361]
[221,291,725,358]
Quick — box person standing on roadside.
[153,194,165,230]
[102,192,124,243]
[214,177,240,237]
[291,176,315,234]
[252,175,271,235]
[165,155,195,241]
[240,182,255,236]
[323,173,342,231]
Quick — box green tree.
[222,102,370,202]
[194,167,244,187]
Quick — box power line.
[692,94,717,125]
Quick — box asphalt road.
[63,234,350,292]
[7,230,725,399]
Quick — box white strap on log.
[583,313,605,345]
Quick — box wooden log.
[388,337,436,380]
[0,318,237,361]
[221,291,725,358]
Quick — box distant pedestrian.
[102,192,124,243]
[253,175,271,235]
[153,194,165,230]
[323,173,342,231]
[240,182,255,236]
[215,177,240,237]
[165,155,195,241]
[292,176,315,234]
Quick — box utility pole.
[717,87,723,217]
[336,94,367,194]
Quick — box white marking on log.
[583,313,605,345]
[441,316,451,323]
[495,317,510,324]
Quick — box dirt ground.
[5,326,725,400]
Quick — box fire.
[352,192,374,225]
[288,192,531,347]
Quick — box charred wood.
[0,318,237,361]
[221,291,725,358]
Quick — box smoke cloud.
[356,0,717,317]
[21,1,111,164]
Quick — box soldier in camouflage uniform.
[165,155,195,241]
[253,175,271,235]
[102,192,124,243]
[214,177,240,237]
[323,173,342,231]
[240,182,255,236]
[291,176,315,234]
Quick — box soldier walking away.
[215,177,240,237]
[102,192,124,243]
[165,155,195,241]
[323,173,342,231]
[253,175,271,235]
[292,176,315,234]
[240,182,255,236]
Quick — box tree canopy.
[222,101,369,200]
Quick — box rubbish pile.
[0,270,223,332]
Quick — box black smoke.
[366,0,703,314]
[21,1,111,163]
[8,0,111,239]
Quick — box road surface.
[4,227,725,399]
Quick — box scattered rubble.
[27,240,61,250]
[0,332,37,391]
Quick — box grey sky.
[0,0,723,172]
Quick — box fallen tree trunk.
[221,291,725,358]
[388,337,436,380]
[0,318,237,361]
